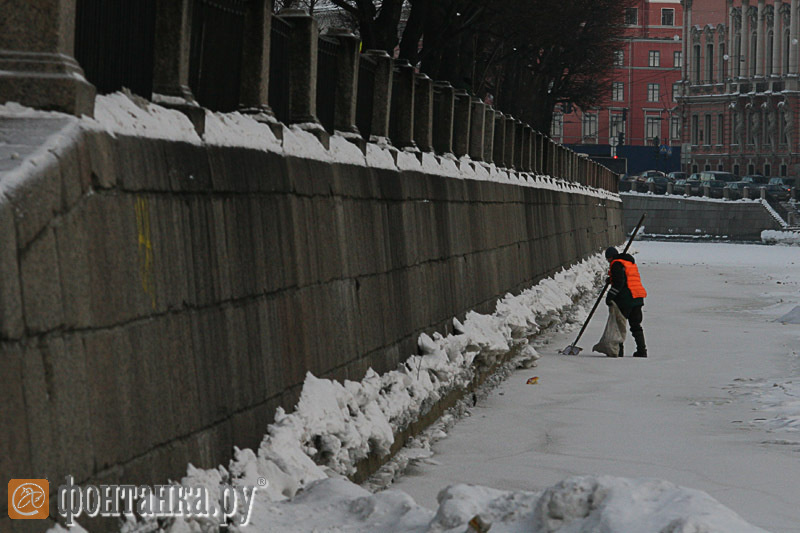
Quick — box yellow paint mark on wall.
[135,196,157,310]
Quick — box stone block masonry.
[621,193,782,240]
[0,122,623,532]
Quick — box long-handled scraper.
[560,212,646,355]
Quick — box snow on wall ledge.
[0,94,623,529]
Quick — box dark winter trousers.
[627,305,643,335]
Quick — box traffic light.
[618,131,625,146]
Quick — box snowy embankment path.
[391,241,800,532]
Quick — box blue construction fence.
[565,144,682,177]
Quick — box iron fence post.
[432,81,455,155]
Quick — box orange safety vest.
[609,259,647,299]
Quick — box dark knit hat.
[605,247,619,260]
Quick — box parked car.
[643,176,670,194]
[700,180,727,198]
[673,178,688,195]
[699,171,737,183]
[634,170,667,192]
[768,176,796,191]
[764,182,791,201]
[667,171,687,181]
[618,174,637,192]
[741,175,769,187]
[724,181,750,200]
[685,174,703,195]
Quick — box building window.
[551,114,563,139]
[764,163,772,176]
[785,30,791,73]
[719,43,726,79]
[718,164,724,171]
[766,31,774,76]
[661,8,675,26]
[781,163,788,176]
[614,50,624,66]
[646,116,661,143]
[674,51,683,68]
[692,164,699,173]
[704,115,712,145]
[717,114,724,145]
[672,83,680,102]
[625,8,638,25]
[691,115,699,145]
[751,32,758,76]
[649,50,660,67]
[612,82,624,101]
[693,44,701,83]
[733,164,740,175]
[610,113,625,141]
[670,115,681,139]
[748,164,755,174]
[647,83,660,102]
[582,113,598,141]
[706,43,714,82]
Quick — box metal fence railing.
[70,7,620,193]
[269,15,292,124]
[188,0,247,112]
[355,54,377,141]
[74,0,156,98]
[316,35,339,133]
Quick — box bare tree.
[305,0,632,134]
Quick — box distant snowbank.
[762,229,800,244]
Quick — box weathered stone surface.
[85,128,117,188]
[83,328,135,470]
[0,200,23,339]
[54,204,91,329]
[19,226,63,333]
[0,343,30,514]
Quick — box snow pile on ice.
[726,377,800,435]
[761,229,800,245]
[777,305,800,324]
[232,475,766,532]
[231,252,608,484]
[94,253,605,533]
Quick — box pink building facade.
[556,0,684,152]
[680,0,800,177]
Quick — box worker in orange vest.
[605,247,647,357]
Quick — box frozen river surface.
[391,241,800,532]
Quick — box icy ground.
[391,241,800,532]
[86,242,795,533]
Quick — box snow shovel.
[560,212,646,356]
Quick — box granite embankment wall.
[622,193,782,240]
[0,119,623,528]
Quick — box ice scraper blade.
[560,344,582,355]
